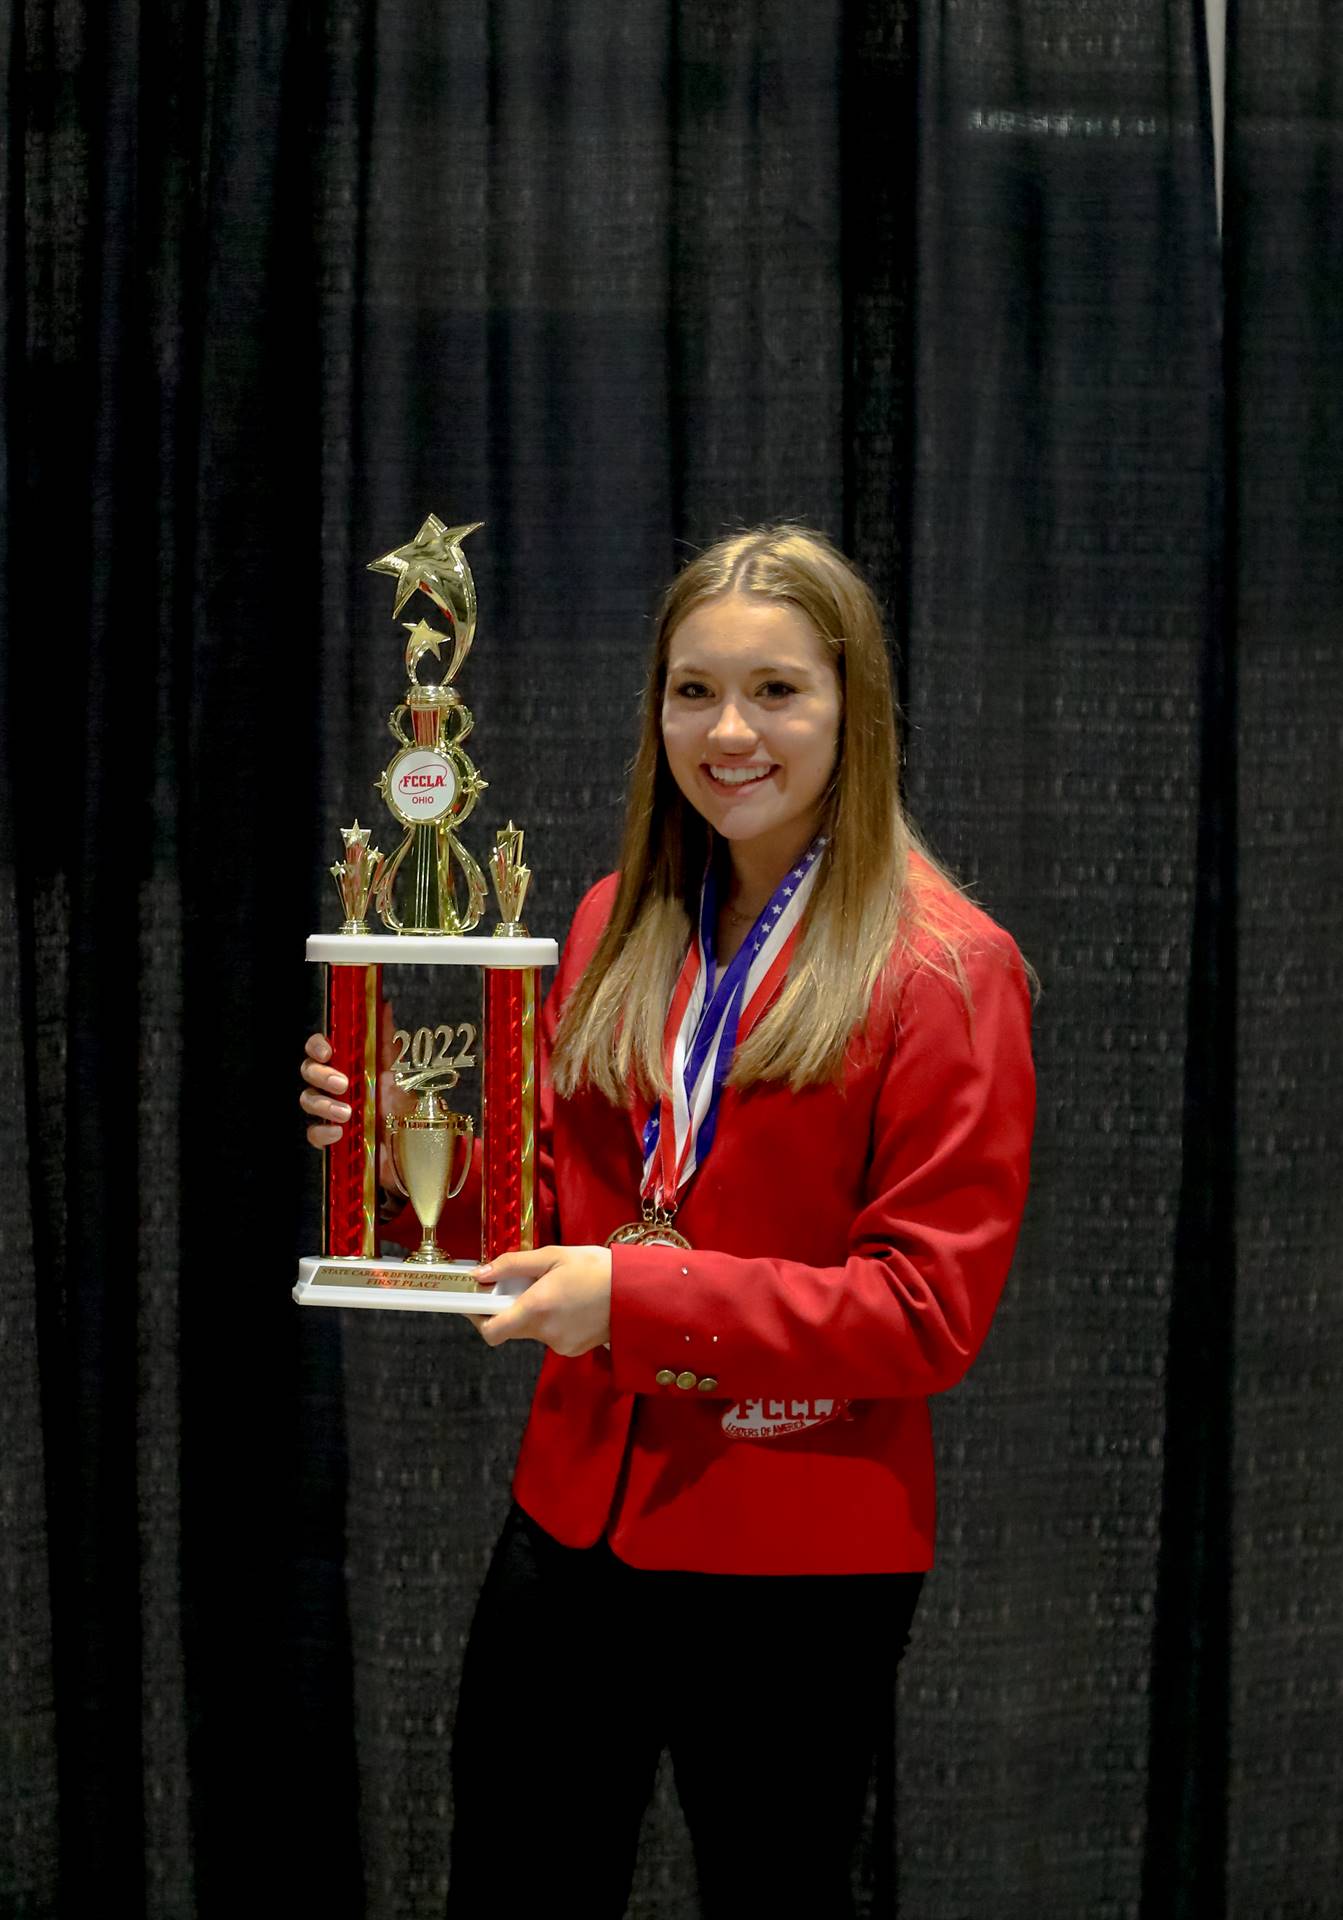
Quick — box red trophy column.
[483,967,538,1262]
[325,963,381,1257]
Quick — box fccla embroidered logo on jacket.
[721,1397,849,1440]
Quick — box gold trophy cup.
[385,1077,475,1267]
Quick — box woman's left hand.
[473,1245,612,1356]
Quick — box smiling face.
[659,592,843,883]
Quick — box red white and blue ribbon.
[640,836,825,1213]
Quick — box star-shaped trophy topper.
[401,616,471,689]
[367,515,483,656]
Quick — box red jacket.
[509,869,1035,1575]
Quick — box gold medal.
[606,1202,691,1252]
[606,1221,651,1247]
[640,1225,692,1250]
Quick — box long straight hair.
[552,525,966,1101]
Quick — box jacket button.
[697,1377,718,1392]
[676,1370,698,1390]
[655,1368,676,1387]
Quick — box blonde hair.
[552,525,968,1101]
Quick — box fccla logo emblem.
[721,1397,848,1440]
[381,746,458,822]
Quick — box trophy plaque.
[294,517,557,1314]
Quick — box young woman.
[300,525,1035,1916]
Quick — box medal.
[606,1221,649,1246]
[606,1201,692,1251]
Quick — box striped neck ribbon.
[640,836,825,1212]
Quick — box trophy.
[294,516,557,1314]
[386,1080,473,1265]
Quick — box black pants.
[447,1506,924,1918]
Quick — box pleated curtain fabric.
[897,8,1222,1916]
[1,2,1337,1917]
[1222,4,1343,1914]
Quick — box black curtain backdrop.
[1222,3,1343,1912]
[2,2,1338,1916]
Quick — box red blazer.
[507,869,1036,1576]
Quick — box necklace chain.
[722,897,766,925]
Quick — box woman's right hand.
[300,1005,416,1186]
[299,1033,351,1148]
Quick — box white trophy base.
[294,1254,531,1314]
